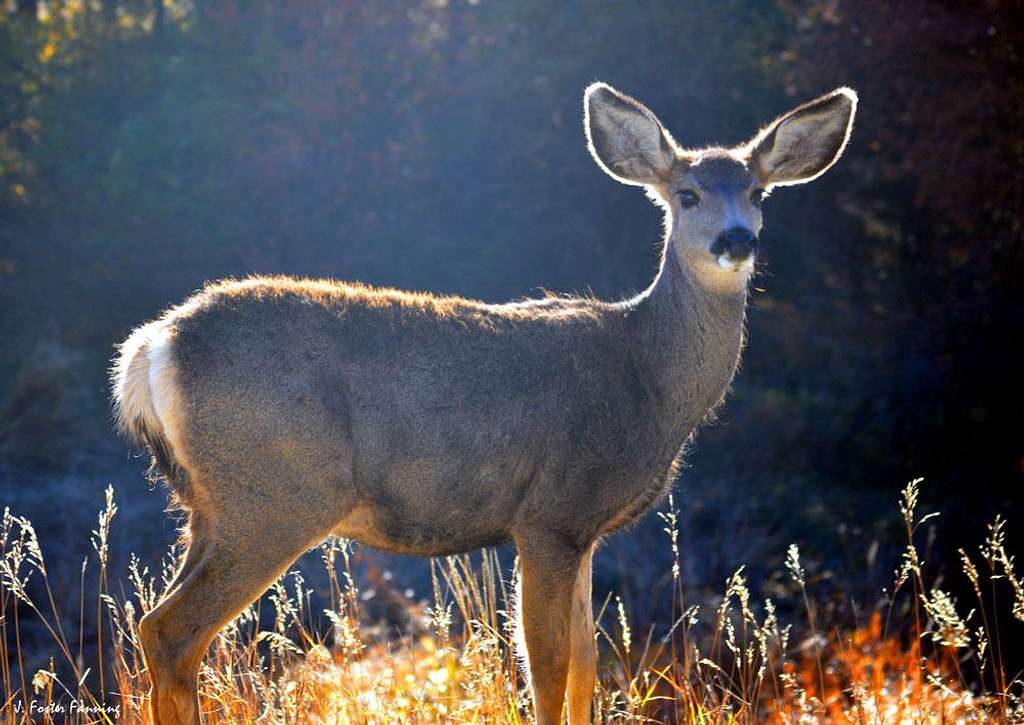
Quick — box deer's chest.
[591,334,744,533]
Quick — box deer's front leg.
[566,546,596,724]
[515,531,588,725]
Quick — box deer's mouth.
[716,253,756,273]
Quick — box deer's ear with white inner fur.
[747,87,857,187]
[584,82,677,186]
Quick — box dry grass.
[0,480,1022,723]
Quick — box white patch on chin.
[716,254,755,273]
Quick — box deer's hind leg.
[139,492,340,724]
[140,510,212,721]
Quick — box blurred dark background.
[0,0,1021,652]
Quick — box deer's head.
[584,83,857,290]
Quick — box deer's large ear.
[584,82,677,186]
[747,87,857,187]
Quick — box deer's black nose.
[711,226,758,260]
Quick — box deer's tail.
[111,319,193,506]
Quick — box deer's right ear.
[746,87,857,187]
[584,83,677,187]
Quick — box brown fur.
[111,82,855,724]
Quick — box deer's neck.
[629,245,748,447]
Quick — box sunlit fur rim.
[584,81,857,193]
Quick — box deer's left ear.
[746,87,857,187]
[584,82,678,187]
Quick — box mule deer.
[112,82,856,724]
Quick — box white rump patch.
[146,327,188,459]
[111,318,188,462]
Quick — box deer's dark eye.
[677,190,700,209]
[750,188,767,207]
